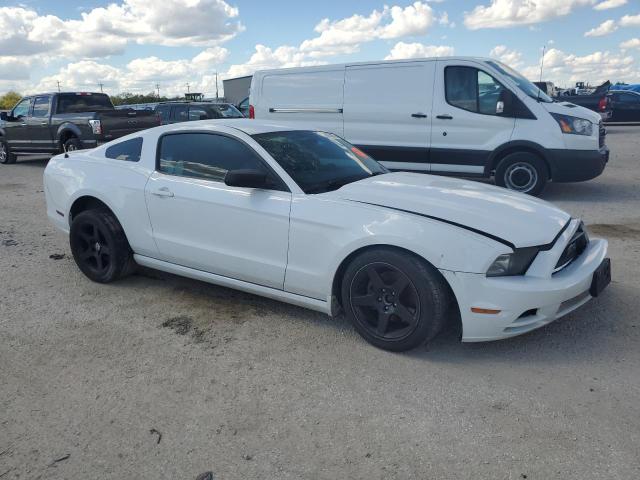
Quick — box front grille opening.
[518,308,538,319]
[554,223,589,273]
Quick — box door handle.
[411,113,427,118]
[40,122,48,126]
[436,114,453,120]
[20,123,27,126]
[151,187,174,198]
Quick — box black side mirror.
[0,111,7,121]
[224,169,269,189]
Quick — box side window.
[172,105,188,122]
[620,93,640,103]
[105,137,143,162]
[156,105,171,122]
[12,98,31,118]
[445,66,506,116]
[31,96,51,117]
[189,107,209,121]
[445,67,477,112]
[158,133,278,186]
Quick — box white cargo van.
[249,57,609,195]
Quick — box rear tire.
[63,137,82,152]
[341,247,450,352]
[494,152,548,196]
[69,209,135,283]
[0,139,17,164]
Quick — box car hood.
[542,100,602,124]
[332,172,570,248]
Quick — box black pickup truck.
[0,92,159,164]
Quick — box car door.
[343,61,435,171]
[615,92,640,122]
[26,95,55,152]
[144,131,292,289]
[430,60,516,175]
[4,97,32,151]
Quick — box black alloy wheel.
[69,209,135,283]
[341,247,450,351]
[349,262,421,341]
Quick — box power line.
[56,80,61,93]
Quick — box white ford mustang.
[43,120,611,351]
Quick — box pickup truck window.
[105,137,143,162]
[156,105,171,122]
[189,107,209,121]
[12,98,31,118]
[31,96,51,117]
[56,93,113,113]
[172,105,188,122]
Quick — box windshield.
[56,93,114,113]
[210,104,243,118]
[486,60,553,103]
[252,131,388,194]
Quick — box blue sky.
[1,0,639,97]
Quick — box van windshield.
[486,60,553,103]
[252,131,388,194]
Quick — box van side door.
[343,61,435,172]
[430,59,516,175]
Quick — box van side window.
[445,66,506,116]
[105,137,143,162]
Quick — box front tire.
[69,209,135,283]
[341,248,450,351]
[494,152,548,196]
[0,139,17,164]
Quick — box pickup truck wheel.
[0,139,17,164]
[69,209,135,283]
[495,152,548,196]
[341,247,450,352]
[63,137,82,152]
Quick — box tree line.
[1,91,182,110]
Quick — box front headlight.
[550,113,593,136]
[486,247,539,277]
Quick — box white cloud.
[489,45,523,67]
[594,0,627,10]
[464,0,595,30]
[225,45,326,78]
[584,19,618,36]
[620,38,640,50]
[520,47,639,85]
[385,42,454,60]
[300,2,435,55]
[0,1,242,72]
[619,13,640,27]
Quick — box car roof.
[153,119,307,136]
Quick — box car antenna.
[537,45,546,103]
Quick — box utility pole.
[215,71,219,101]
[56,80,61,92]
[98,82,104,93]
[186,82,190,94]
[155,83,160,99]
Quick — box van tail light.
[598,97,607,111]
[249,104,255,119]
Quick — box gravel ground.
[1,127,639,480]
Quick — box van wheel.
[0,139,16,164]
[341,247,450,352]
[63,137,82,152]
[495,152,548,196]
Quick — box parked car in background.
[606,90,640,122]
[237,97,250,117]
[0,92,159,164]
[154,101,243,125]
[43,120,610,351]
[250,57,608,195]
[533,81,555,96]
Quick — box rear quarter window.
[105,137,143,162]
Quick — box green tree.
[110,91,170,106]
[0,91,22,110]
